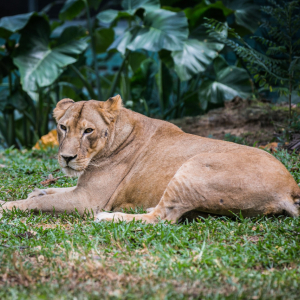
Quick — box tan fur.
[1,95,300,223]
[53,98,75,121]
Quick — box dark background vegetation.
[0,0,299,149]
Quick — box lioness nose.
[61,154,77,163]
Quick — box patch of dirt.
[171,97,298,146]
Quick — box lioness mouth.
[62,166,84,177]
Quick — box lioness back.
[107,108,291,211]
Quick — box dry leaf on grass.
[40,174,59,186]
[259,142,278,153]
[247,236,262,243]
[15,231,35,239]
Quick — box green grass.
[1,147,300,300]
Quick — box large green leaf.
[13,16,88,93]
[131,58,158,101]
[97,0,159,23]
[108,28,140,54]
[56,26,88,54]
[171,23,227,81]
[128,9,188,51]
[95,28,115,53]
[59,0,103,20]
[88,0,102,9]
[172,39,219,81]
[111,9,188,53]
[223,0,260,33]
[190,22,226,52]
[159,50,174,69]
[0,12,35,33]
[7,90,29,111]
[0,88,9,111]
[59,0,85,21]
[199,56,252,109]
[97,10,130,24]
[185,1,232,28]
[123,0,160,14]
[0,12,37,40]
[128,51,147,72]
[0,56,16,81]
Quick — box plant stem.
[287,3,293,128]
[107,51,130,99]
[163,88,199,119]
[8,72,12,95]
[288,78,292,125]
[174,77,181,118]
[157,60,164,114]
[23,114,28,148]
[84,0,103,100]
[7,109,15,147]
[38,86,43,137]
[70,64,97,99]
[43,88,51,135]
[124,59,130,101]
[7,72,16,147]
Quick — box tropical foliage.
[205,0,300,123]
[0,0,261,148]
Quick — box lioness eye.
[60,125,67,131]
[84,128,93,134]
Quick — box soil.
[171,97,298,146]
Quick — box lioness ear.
[103,95,123,112]
[53,98,75,122]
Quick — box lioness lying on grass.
[1,95,300,223]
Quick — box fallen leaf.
[247,236,262,243]
[37,255,45,262]
[40,174,59,186]
[16,231,35,239]
[33,246,42,251]
[259,142,278,153]
[92,255,101,260]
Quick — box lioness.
[1,95,300,223]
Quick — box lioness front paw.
[95,212,127,222]
[94,212,114,222]
[146,207,155,213]
[27,188,47,199]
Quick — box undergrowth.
[0,147,300,300]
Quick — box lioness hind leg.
[95,160,200,224]
[95,152,300,224]
[94,183,193,224]
[94,156,209,224]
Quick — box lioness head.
[53,95,122,176]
